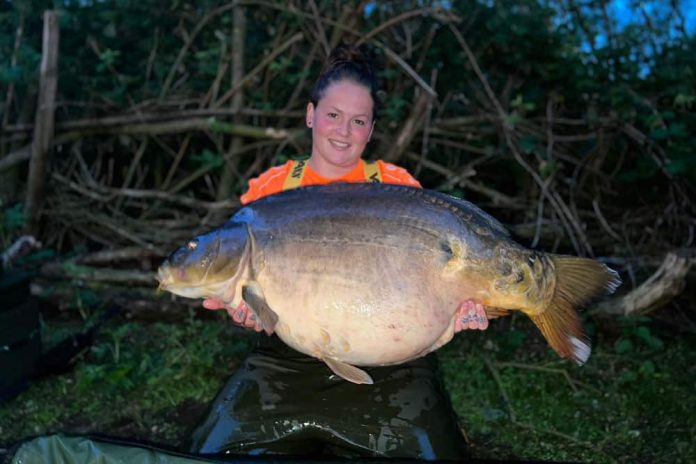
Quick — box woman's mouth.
[329,139,350,150]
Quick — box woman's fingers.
[231,304,247,324]
[455,299,489,332]
[202,299,226,310]
[202,299,262,332]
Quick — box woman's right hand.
[203,299,264,332]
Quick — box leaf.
[639,360,656,376]
[649,127,670,140]
[674,93,696,109]
[504,112,523,128]
[482,408,507,421]
[2,203,25,231]
[519,135,538,154]
[189,149,224,169]
[615,338,634,354]
[635,326,664,351]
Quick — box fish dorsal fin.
[241,283,278,335]
[323,358,374,385]
[432,191,511,237]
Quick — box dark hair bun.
[323,44,374,75]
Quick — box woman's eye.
[353,119,366,126]
[327,112,338,118]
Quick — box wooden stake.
[25,10,60,236]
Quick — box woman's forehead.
[318,80,374,115]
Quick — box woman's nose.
[336,120,351,136]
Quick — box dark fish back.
[237,183,511,243]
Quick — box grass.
[1,311,694,463]
[440,315,696,463]
[0,311,254,446]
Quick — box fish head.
[157,222,249,301]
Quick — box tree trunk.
[0,13,26,203]
[217,5,246,201]
[24,11,59,236]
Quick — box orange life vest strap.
[363,160,382,183]
[282,159,382,191]
[282,159,308,190]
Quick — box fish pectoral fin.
[241,283,278,336]
[323,358,374,385]
[484,306,511,319]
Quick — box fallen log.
[29,278,204,321]
[40,261,156,286]
[590,252,693,316]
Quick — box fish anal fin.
[324,358,373,385]
[241,283,279,336]
[530,311,590,365]
[484,306,510,320]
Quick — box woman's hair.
[310,44,381,120]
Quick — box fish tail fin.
[531,255,621,365]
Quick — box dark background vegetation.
[0,1,694,462]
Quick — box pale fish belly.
[256,240,464,365]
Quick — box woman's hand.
[454,299,489,332]
[202,299,264,332]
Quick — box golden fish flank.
[157,183,620,384]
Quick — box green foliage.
[189,148,224,169]
[440,323,696,463]
[2,317,693,462]
[2,0,692,225]
[0,316,255,444]
[0,202,25,248]
[1,202,24,232]
[614,316,665,354]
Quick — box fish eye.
[187,240,198,250]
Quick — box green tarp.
[8,434,224,464]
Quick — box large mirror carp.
[158,183,620,384]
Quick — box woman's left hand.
[202,299,264,332]
[454,299,489,331]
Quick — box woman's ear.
[306,102,315,128]
[368,120,375,141]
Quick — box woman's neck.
[308,156,361,179]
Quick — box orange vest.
[240,159,421,205]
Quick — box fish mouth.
[156,265,172,291]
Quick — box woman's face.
[306,80,375,178]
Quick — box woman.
[189,45,487,460]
